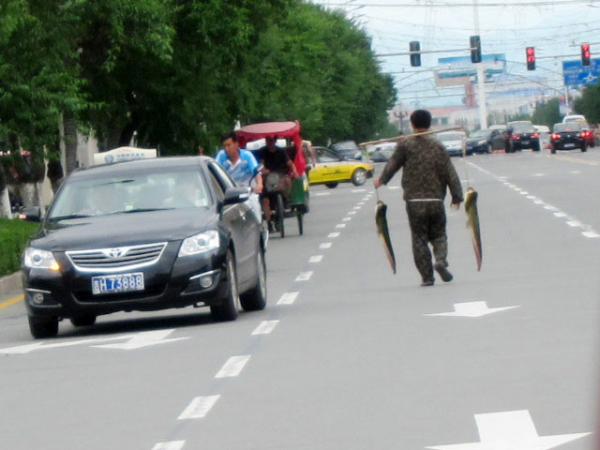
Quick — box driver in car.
[258,135,299,231]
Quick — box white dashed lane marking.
[277,292,299,305]
[342,217,352,221]
[178,396,220,420]
[215,355,251,378]
[335,224,346,228]
[152,441,186,450]
[295,271,313,282]
[309,255,324,263]
[252,320,280,336]
[320,242,332,249]
[328,232,340,238]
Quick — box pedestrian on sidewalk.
[374,109,464,286]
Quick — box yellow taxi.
[308,146,374,188]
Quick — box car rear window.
[554,123,583,132]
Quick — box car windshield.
[48,168,211,221]
[511,123,535,133]
[470,130,489,139]
[554,123,583,132]
[332,141,359,152]
[439,133,464,141]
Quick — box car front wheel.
[29,315,59,339]
[351,168,367,186]
[240,247,267,312]
[211,249,240,322]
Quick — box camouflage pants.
[406,201,448,282]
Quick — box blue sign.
[563,59,600,87]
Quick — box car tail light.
[512,134,520,139]
[532,133,539,138]
[551,133,560,140]
[580,131,587,138]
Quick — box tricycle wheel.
[276,194,285,238]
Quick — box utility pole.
[473,0,488,129]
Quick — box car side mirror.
[18,206,42,223]
[223,187,251,206]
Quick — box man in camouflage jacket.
[374,109,463,286]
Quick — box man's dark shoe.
[434,262,453,282]
[420,280,434,287]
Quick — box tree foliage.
[574,82,600,124]
[0,0,395,160]
[532,98,561,128]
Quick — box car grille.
[66,243,167,272]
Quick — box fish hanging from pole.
[465,187,482,271]
[375,200,396,274]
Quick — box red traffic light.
[581,44,591,66]
[526,47,536,70]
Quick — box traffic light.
[526,47,536,70]
[470,35,482,63]
[581,44,591,66]
[409,41,421,67]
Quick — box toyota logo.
[108,248,123,259]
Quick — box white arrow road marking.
[215,355,251,378]
[152,441,185,450]
[252,320,279,336]
[427,410,591,450]
[309,255,324,263]
[277,292,299,305]
[93,329,189,350]
[0,334,136,355]
[295,271,313,282]
[178,396,220,420]
[328,232,340,238]
[426,301,519,318]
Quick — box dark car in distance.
[466,129,506,154]
[550,123,587,153]
[22,157,267,338]
[331,140,363,160]
[506,121,541,152]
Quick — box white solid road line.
[215,355,252,378]
[178,396,220,420]
[295,271,313,282]
[427,410,591,450]
[309,255,324,263]
[152,441,185,450]
[277,292,299,305]
[320,242,332,249]
[252,320,280,336]
[328,232,340,238]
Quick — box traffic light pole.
[473,0,488,130]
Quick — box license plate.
[522,140,530,145]
[564,143,575,148]
[92,273,144,295]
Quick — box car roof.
[70,156,207,180]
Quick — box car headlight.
[478,140,486,145]
[179,230,220,257]
[24,248,60,271]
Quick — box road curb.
[0,271,22,297]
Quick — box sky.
[311,0,600,108]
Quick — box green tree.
[532,98,561,128]
[574,82,600,124]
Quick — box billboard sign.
[562,59,600,87]
[435,54,506,86]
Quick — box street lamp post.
[473,0,488,129]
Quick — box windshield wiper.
[118,208,175,214]
[48,214,92,222]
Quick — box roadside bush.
[0,219,40,277]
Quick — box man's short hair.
[410,110,432,130]
[220,131,238,143]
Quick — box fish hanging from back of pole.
[465,187,482,271]
[375,200,396,274]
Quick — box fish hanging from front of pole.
[375,199,396,274]
[465,187,482,271]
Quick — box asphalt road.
[1,148,599,450]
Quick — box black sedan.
[466,129,506,154]
[21,156,267,338]
[507,121,541,152]
[550,123,587,153]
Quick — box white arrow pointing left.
[92,329,189,350]
[425,301,519,318]
[427,410,591,450]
